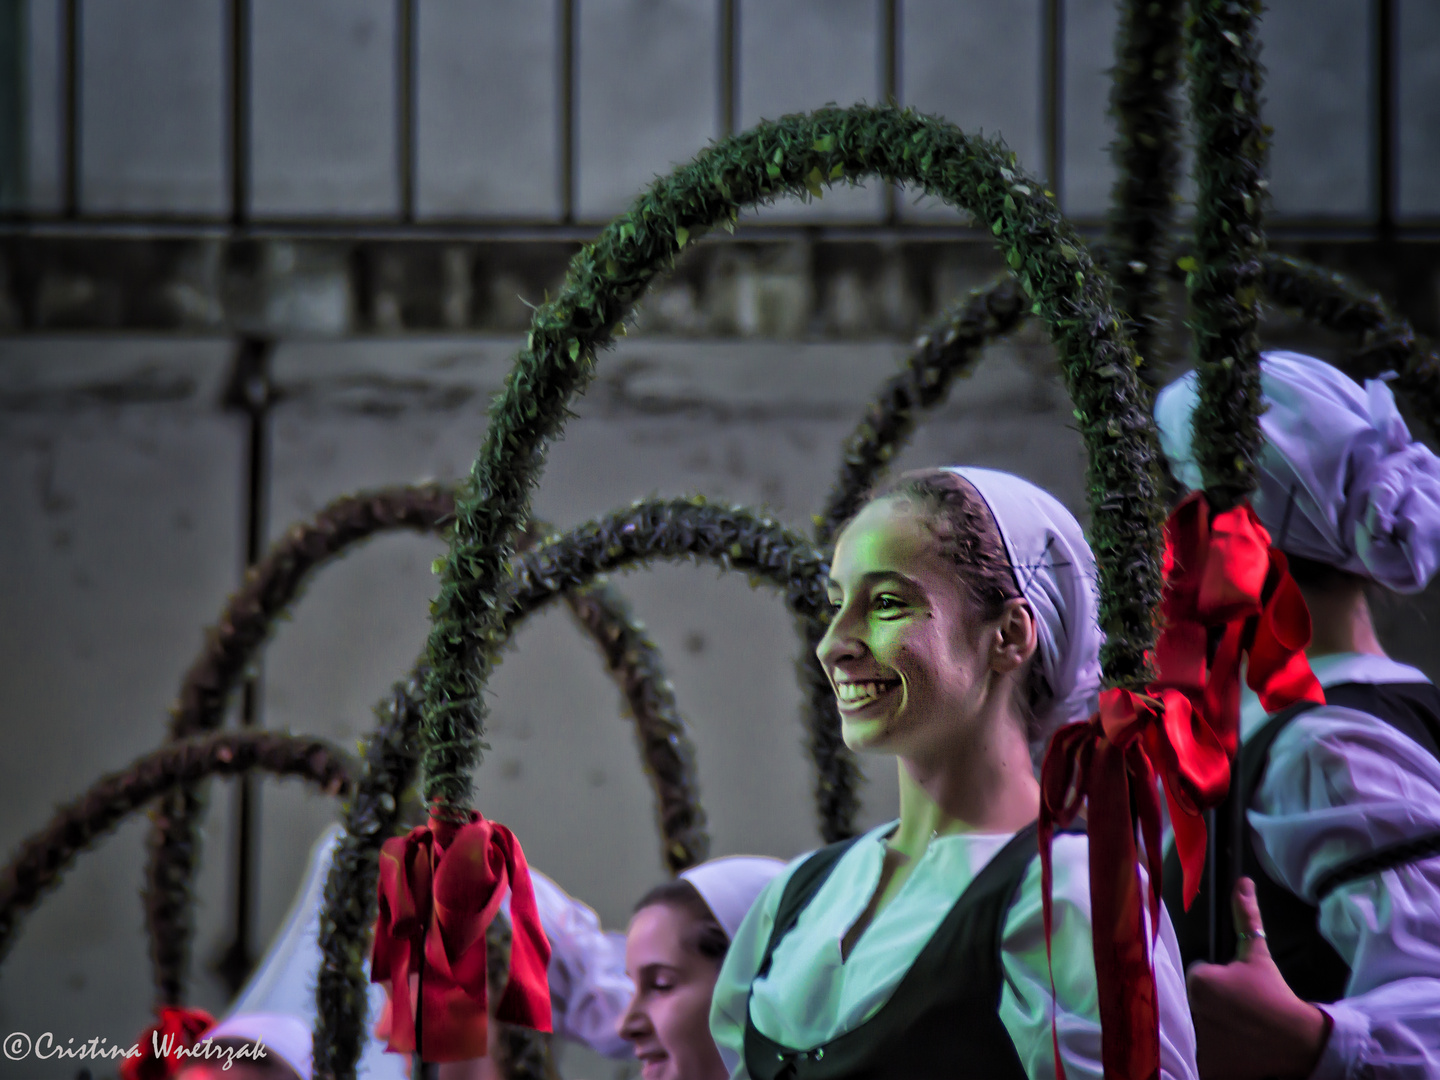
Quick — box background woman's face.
[819,497,996,759]
[620,903,727,1080]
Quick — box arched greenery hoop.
[1257,253,1440,435]
[312,497,825,1078]
[142,486,712,1006]
[146,484,453,1005]
[0,731,354,963]
[416,105,1167,841]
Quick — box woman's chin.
[840,713,895,753]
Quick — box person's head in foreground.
[619,856,784,1080]
[699,467,1199,1080]
[1155,350,1440,636]
[171,1014,309,1080]
[1156,356,1440,1078]
[820,466,1100,794]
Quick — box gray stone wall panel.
[249,0,399,218]
[1399,0,1440,219]
[80,0,227,216]
[1260,0,1372,219]
[416,0,563,220]
[738,0,884,222]
[575,0,719,222]
[0,338,244,1073]
[900,0,1042,222]
[24,0,63,214]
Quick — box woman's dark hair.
[846,469,1053,738]
[633,880,730,963]
[1285,552,1367,590]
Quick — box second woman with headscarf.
[709,467,1199,1079]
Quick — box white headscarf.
[202,1014,312,1079]
[1154,351,1440,594]
[944,467,1104,744]
[679,856,787,942]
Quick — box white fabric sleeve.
[524,869,635,1059]
[998,834,1199,1080]
[709,859,800,1080]
[1249,707,1440,1080]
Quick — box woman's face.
[619,903,728,1080]
[818,496,1006,759]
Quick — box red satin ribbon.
[372,812,552,1061]
[1153,492,1324,906]
[1037,492,1323,1080]
[120,1006,216,1080]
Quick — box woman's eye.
[874,594,905,613]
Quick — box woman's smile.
[832,675,902,712]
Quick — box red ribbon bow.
[120,1006,216,1080]
[1037,492,1323,1080]
[372,812,552,1062]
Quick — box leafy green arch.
[419,103,1167,825]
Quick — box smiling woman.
[710,467,1199,1080]
[621,858,785,1080]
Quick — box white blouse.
[709,823,1199,1080]
[1240,653,1440,1080]
[523,870,634,1058]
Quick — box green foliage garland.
[0,732,354,965]
[1107,0,1186,383]
[504,498,827,628]
[146,484,707,1009]
[1185,0,1269,510]
[147,484,454,1003]
[507,497,832,844]
[314,494,818,1076]
[420,104,1166,828]
[1257,252,1440,434]
[312,670,422,1080]
[484,914,557,1080]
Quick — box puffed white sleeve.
[523,869,635,1059]
[1249,707,1440,1080]
[997,834,1200,1080]
[709,861,797,1080]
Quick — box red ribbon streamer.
[372,812,552,1062]
[120,1006,216,1080]
[1038,492,1323,1080]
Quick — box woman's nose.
[817,605,864,671]
[617,993,651,1042]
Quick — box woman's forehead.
[626,902,693,962]
[831,498,940,580]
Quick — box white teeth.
[835,680,893,703]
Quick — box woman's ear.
[990,598,1038,674]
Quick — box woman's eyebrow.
[856,570,920,589]
[827,570,920,595]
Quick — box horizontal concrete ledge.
[0,235,1436,341]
